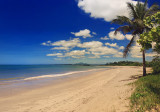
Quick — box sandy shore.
[0,66,148,112]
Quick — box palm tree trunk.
[142,50,146,76]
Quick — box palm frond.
[145,4,160,17]
[144,0,148,8]
[114,25,132,35]
[127,2,138,19]
[133,19,144,27]
[123,35,136,58]
[111,16,133,25]
[135,1,147,20]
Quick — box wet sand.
[0,66,148,112]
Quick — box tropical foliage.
[111,0,159,76]
[138,11,160,53]
[105,61,142,66]
[151,56,160,74]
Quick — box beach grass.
[130,73,160,112]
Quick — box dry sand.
[0,66,148,112]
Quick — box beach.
[0,66,149,112]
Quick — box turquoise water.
[0,65,107,81]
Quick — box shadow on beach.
[120,74,143,82]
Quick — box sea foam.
[23,69,103,81]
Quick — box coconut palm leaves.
[112,0,159,57]
[111,0,159,76]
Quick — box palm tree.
[111,0,159,76]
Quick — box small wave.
[0,77,24,81]
[23,68,105,81]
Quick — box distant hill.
[74,62,90,66]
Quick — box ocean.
[0,64,110,96]
[0,64,108,81]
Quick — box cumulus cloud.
[109,31,125,40]
[152,42,156,49]
[103,56,110,58]
[119,46,125,50]
[77,0,137,22]
[89,46,119,55]
[105,43,118,48]
[88,46,124,59]
[105,42,125,51]
[51,47,70,51]
[125,34,133,40]
[130,43,159,58]
[51,38,80,50]
[100,36,109,40]
[71,29,92,38]
[78,41,103,48]
[46,53,63,56]
[92,32,97,35]
[71,56,85,59]
[65,50,88,57]
[88,55,100,59]
[110,27,115,30]
[113,52,123,58]
[41,41,52,46]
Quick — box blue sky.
[0,0,159,64]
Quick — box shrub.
[151,56,160,74]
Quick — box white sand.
[0,66,149,112]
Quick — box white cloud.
[47,41,51,43]
[113,52,123,57]
[125,34,133,40]
[103,56,110,58]
[105,43,118,48]
[87,45,124,58]
[119,46,125,50]
[65,50,88,57]
[78,41,103,48]
[47,53,63,56]
[152,42,156,49]
[110,27,115,30]
[105,42,125,50]
[130,43,159,58]
[71,29,92,38]
[41,42,48,46]
[41,41,52,46]
[146,53,160,57]
[89,46,119,55]
[100,36,109,40]
[109,31,125,40]
[71,56,85,59]
[88,55,100,59]
[92,32,97,35]
[51,38,80,50]
[77,0,137,22]
[130,42,142,58]
[51,47,69,51]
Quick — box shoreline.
[0,67,110,97]
[0,66,146,112]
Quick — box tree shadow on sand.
[120,74,143,82]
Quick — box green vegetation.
[139,11,160,54]
[130,73,160,112]
[110,1,160,111]
[111,0,159,76]
[105,61,154,67]
[130,56,160,112]
[151,56,160,74]
[105,61,142,66]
